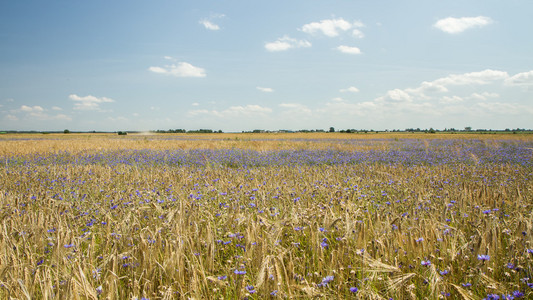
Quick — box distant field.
[1,133,532,299]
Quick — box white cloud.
[417,81,449,93]
[28,111,71,121]
[200,19,220,31]
[265,36,311,52]
[20,105,44,112]
[191,102,200,106]
[504,70,533,86]
[352,29,365,38]
[376,69,509,104]
[69,94,114,111]
[301,18,360,37]
[337,45,362,55]
[376,89,412,103]
[340,86,360,93]
[12,104,72,121]
[434,16,493,34]
[149,62,206,78]
[199,14,225,31]
[433,69,508,86]
[257,86,274,92]
[52,106,63,111]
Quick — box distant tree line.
[152,129,223,134]
[1,127,532,134]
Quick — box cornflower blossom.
[477,254,490,261]
[317,275,334,287]
[512,291,524,297]
[320,238,328,249]
[421,260,431,266]
[349,287,358,293]
[245,285,256,294]
[234,269,246,275]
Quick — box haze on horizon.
[1,1,532,132]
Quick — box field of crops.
[1,133,532,299]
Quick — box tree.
[329,127,335,133]
[63,129,70,134]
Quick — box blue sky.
[1,0,532,132]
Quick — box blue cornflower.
[218,275,227,280]
[318,275,334,287]
[245,285,256,294]
[349,287,358,293]
[478,254,490,261]
[421,260,431,266]
[513,290,524,297]
[320,238,328,249]
[234,269,246,275]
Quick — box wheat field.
[1,133,532,299]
